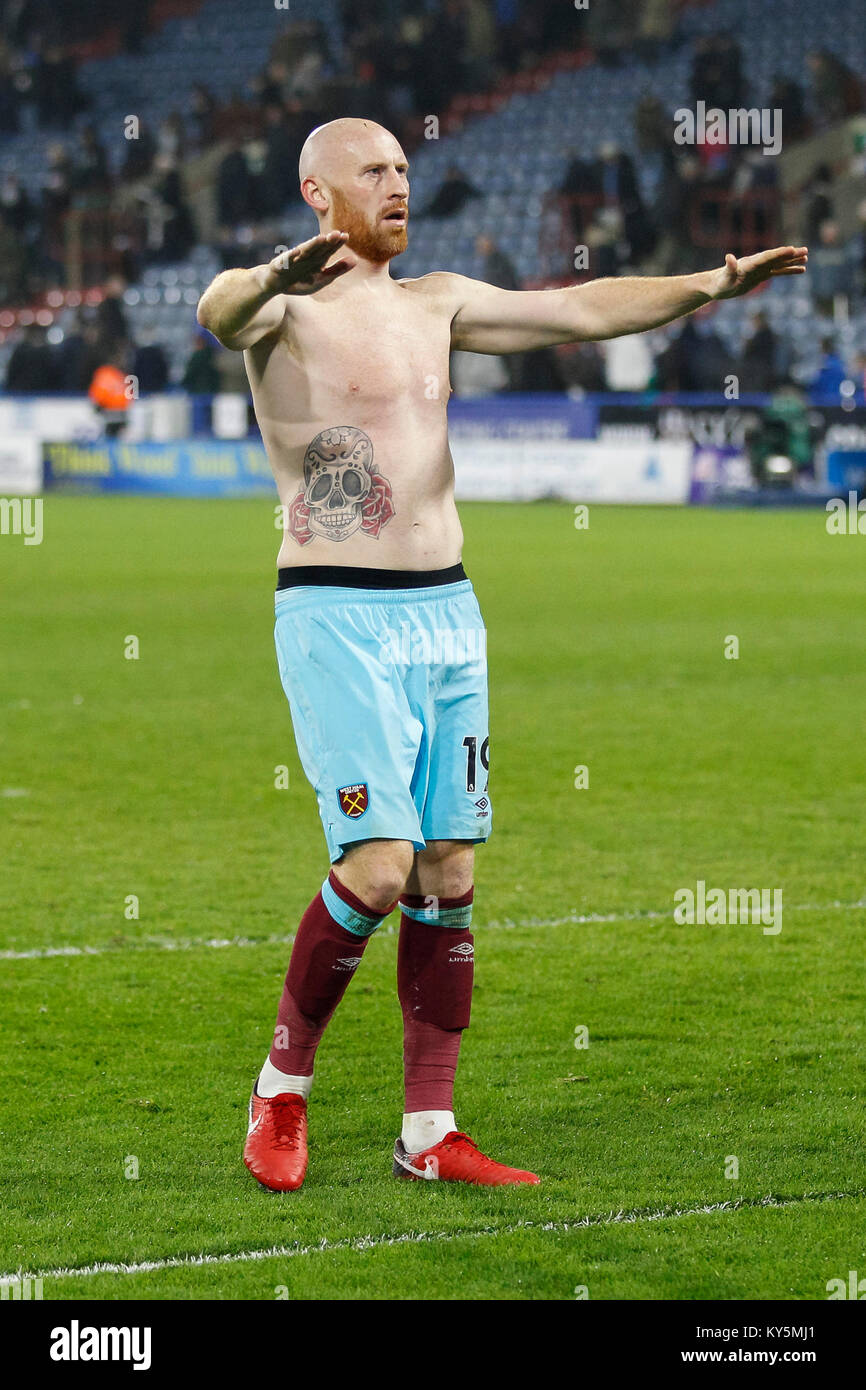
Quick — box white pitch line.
[0,1188,859,1287]
[3,898,866,963]
[2,898,865,963]
[0,934,298,962]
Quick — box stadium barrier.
[0,393,862,503]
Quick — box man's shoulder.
[396,269,475,306]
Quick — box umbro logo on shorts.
[337,783,369,818]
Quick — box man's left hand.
[710,246,808,300]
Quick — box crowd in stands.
[1,0,865,398]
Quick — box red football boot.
[393,1131,540,1186]
[243,1088,308,1192]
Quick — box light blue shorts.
[274,577,492,863]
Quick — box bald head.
[299,118,403,186]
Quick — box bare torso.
[244,271,463,570]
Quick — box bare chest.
[269,292,452,409]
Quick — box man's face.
[326,137,410,263]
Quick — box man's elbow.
[196,277,229,343]
[196,293,214,334]
[196,299,234,350]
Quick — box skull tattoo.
[288,426,395,545]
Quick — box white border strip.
[0,1189,859,1286]
[2,898,865,963]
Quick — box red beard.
[330,189,408,263]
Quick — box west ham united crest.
[337,783,369,819]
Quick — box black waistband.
[276,563,467,591]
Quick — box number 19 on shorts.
[463,735,489,794]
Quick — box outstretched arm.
[450,246,808,353]
[196,230,350,349]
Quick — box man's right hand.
[263,231,353,296]
[197,232,353,348]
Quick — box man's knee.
[333,838,415,914]
[408,840,475,899]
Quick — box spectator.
[811,337,847,396]
[690,32,744,111]
[96,275,129,346]
[0,216,28,301]
[769,75,808,143]
[182,330,221,394]
[39,142,73,240]
[0,172,35,239]
[74,123,110,194]
[0,36,20,132]
[254,60,290,109]
[634,93,669,155]
[807,49,862,126]
[286,48,325,104]
[846,198,866,300]
[55,315,104,393]
[156,111,186,163]
[6,324,58,392]
[562,340,606,392]
[190,83,217,149]
[803,164,835,246]
[656,317,736,392]
[462,0,497,92]
[637,0,675,63]
[36,43,85,127]
[259,104,302,217]
[121,0,153,55]
[132,325,170,393]
[520,345,566,392]
[88,347,133,434]
[559,150,602,241]
[476,233,519,291]
[138,157,197,263]
[422,2,469,106]
[420,165,480,219]
[740,311,779,393]
[217,139,256,229]
[810,219,855,315]
[121,122,157,181]
[586,0,642,66]
[585,207,625,280]
[596,141,655,264]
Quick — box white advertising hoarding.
[0,434,42,495]
[450,437,692,503]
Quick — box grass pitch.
[1,497,864,1300]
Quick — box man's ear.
[301,176,329,214]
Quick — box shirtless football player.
[197,117,807,1191]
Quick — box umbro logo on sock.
[334,956,362,971]
[448,942,474,961]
